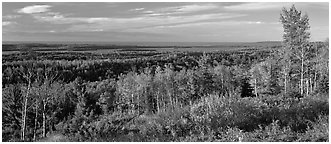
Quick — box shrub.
[298,115,329,142]
[202,95,267,132]
[214,127,245,142]
[244,120,297,142]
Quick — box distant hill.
[2,41,281,47]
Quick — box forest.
[2,5,329,142]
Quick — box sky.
[2,2,329,42]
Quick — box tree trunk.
[137,92,140,114]
[160,91,164,113]
[169,92,173,113]
[42,102,46,138]
[300,51,304,96]
[306,79,309,96]
[284,68,287,95]
[22,80,31,141]
[313,71,317,92]
[131,93,134,114]
[170,82,174,113]
[254,78,258,97]
[21,97,25,141]
[309,77,313,95]
[22,95,27,141]
[163,91,166,113]
[33,102,38,141]
[156,90,160,113]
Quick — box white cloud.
[2,21,16,26]
[146,13,163,16]
[120,20,274,40]
[3,21,11,26]
[3,15,21,19]
[91,29,104,32]
[247,21,263,24]
[142,10,154,14]
[131,8,145,11]
[34,14,112,24]
[19,3,245,33]
[224,2,291,11]
[128,20,267,31]
[142,4,219,16]
[25,3,244,32]
[17,5,52,14]
[64,13,245,32]
[174,4,219,13]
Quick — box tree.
[96,79,116,114]
[20,67,33,141]
[313,38,329,93]
[213,64,233,96]
[280,5,310,96]
[249,59,280,97]
[2,84,23,141]
[32,81,63,138]
[116,72,141,114]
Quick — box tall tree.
[280,5,310,96]
[20,67,33,141]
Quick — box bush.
[298,115,329,142]
[198,95,268,132]
[244,120,297,142]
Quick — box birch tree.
[280,5,310,96]
[21,68,33,141]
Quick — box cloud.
[64,13,245,32]
[18,3,243,34]
[24,3,243,32]
[33,13,112,24]
[142,10,154,14]
[142,4,219,16]
[224,2,291,11]
[174,4,219,13]
[3,15,21,19]
[119,20,277,42]
[130,8,145,11]
[127,20,267,32]
[17,5,52,14]
[3,21,11,26]
[2,21,16,26]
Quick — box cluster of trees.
[2,48,272,86]
[2,5,329,142]
[278,5,328,96]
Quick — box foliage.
[2,5,328,141]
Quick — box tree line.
[2,5,329,142]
